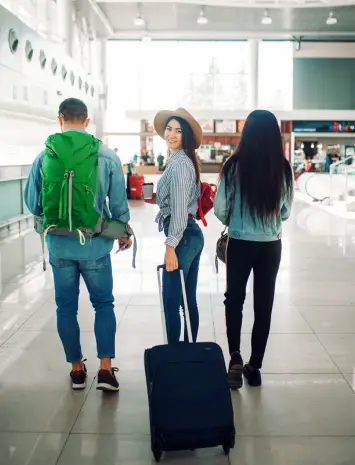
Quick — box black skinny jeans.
[224,238,282,369]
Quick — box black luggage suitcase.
[144,265,235,462]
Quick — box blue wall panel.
[293,58,355,110]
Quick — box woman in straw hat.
[145,108,204,343]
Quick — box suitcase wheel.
[152,447,162,462]
[223,445,231,456]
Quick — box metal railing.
[0,165,31,225]
[329,155,355,208]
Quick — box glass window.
[214,74,249,110]
[39,50,47,69]
[106,40,251,124]
[51,58,58,75]
[25,40,33,61]
[8,29,19,54]
[258,41,293,111]
[106,136,140,165]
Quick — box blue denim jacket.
[24,129,130,260]
[214,177,293,242]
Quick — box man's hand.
[165,246,178,272]
[118,237,132,251]
[144,193,157,205]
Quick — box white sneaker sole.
[96,382,119,392]
[72,382,86,390]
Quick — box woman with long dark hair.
[145,108,204,343]
[214,110,294,389]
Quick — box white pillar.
[100,38,107,87]
[60,0,73,57]
[249,39,259,110]
[95,38,108,140]
[87,26,97,76]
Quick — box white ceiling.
[96,0,355,8]
[79,1,355,39]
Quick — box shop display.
[199,120,214,133]
[293,121,355,133]
[215,120,236,133]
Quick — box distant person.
[113,148,119,155]
[325,152,333,173]
[133,152,139,164]
[214,110,294,389]
[24,98,132,392]
[148,152,155,165]
[305,159,313,172]
[157,153,165,171]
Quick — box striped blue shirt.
[156,150,200,248]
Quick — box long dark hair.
[221,110,293,225]
[167,116,200,183]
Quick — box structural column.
[94,38,108,141]
[100,38,107,87]
[249,39,259,110]
[61,0,73,57]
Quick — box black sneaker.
[227,352,244,390]
[70,360,87,390]
[96,367,119,392]
[243,364,262,387]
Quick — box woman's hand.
[165,245,178,272]
[144,193,157,205]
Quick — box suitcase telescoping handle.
[157,265,193,344]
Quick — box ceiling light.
[197,6,208,25]
[326,11,337,25]
[134,3,145,26]
[261,9,272,25]
[134,14,145,26]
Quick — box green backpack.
[35,131,137,270]
[41,131,100,235]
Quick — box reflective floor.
[1,197,355,465]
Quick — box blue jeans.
[163,219,204,343]
[49,254,115,363]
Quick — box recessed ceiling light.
[197,6,208,25]
[261,9,272,25]
[326,11,337,25]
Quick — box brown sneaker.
[96,367,119,392]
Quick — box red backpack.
[197,182,217,227]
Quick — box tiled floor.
[1,196,355,464]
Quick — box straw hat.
[154,108,203,149]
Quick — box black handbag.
[215,194,234,274]
[215,229,228,274]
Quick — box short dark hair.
[58,98,88,122]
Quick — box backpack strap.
[40,231,47,271]
[197,196,208,227]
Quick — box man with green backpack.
[24,98,132,392]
